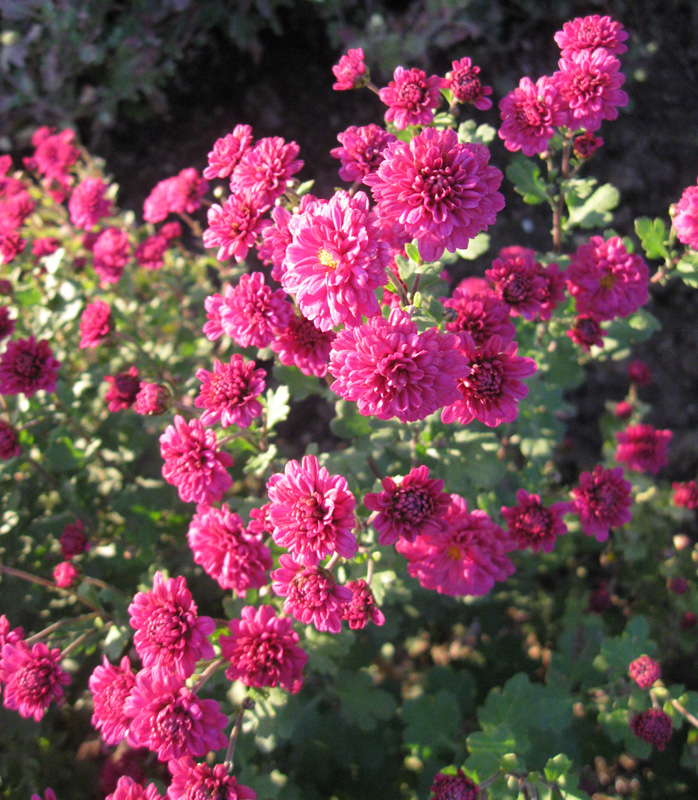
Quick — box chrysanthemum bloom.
[396,494,515,597]
[159,416,234,505]
[104,366,140,411]
[99,751,149,797]
[554,15,628,56]
[498,76,567,156]
[53,560,78,587]
[570,465,632,542]
[365,127,504,262]
[501,489,569,553]
[79,300,112,349]
[267,454,357,566]
[143,177,178,223]
[615,401,633,419]
[68,177,113,230]
[672,480,698,510]
[0,336,60,397]
[341,579,386,630]
[329,307,468,422]
[0,420,20,460]
[332,48,368,91]
[631,708,672,750]
[442,333,537,427]
[161,221,182,240]
[627,359,652,386]
[0,306,15,340]
[330,125,397,183]
[168,756,257,800]
[0,641,70,721]
[444,57,492,109]
[30,128,78,182]
[203,191,270,263]
[364,465,451,545]
[0,614,24,651]
[168,168,208,215]
[485,250,548,319]
[257,194,317,281]
[133,382,171,415]
[88,655,137,745]
[187,504,272,594]
[672,183,698,250]
[128,571,215,678]
[0,230,25,264]
[441,287,516,348]
[615,423,672,474]
[220,604,307,693]
[134,234,168,270]
[105,776,162,800]
[271,312,335,378]
[125,669,228,761]
[203,125,254,180]
[567,313,606,350]
[554,49,628,132]
[379,66,443,129]
[230,136,303,208]
[629,655,661,689]
[247,502,274,538]
[271,555,352,633]
[282,190,390,331]
[567,236,649,320]
[93,227,131,285]
[195,355,265,429]
[537,262,567,321]
[573,131,604,159]
[429,768,479,800]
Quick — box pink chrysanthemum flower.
[105,776,162,800]
[673,183,698,251]
[187,504,272,595]
[68,177,113,230]
[32,237,60,259]
[128,571,215,679]
[444,57,492,109]
[329,307,468,423]
[554,49,628,132]
[379,66,443,130]
[0,306,15,340]
[573,131,604,158]
[0,615,24,651]
[615,423,672,474]
[60,519,89,557]
[248,502,274,538]
[195,355,265,429]
[0,336,60,397]
[257,194,317,281]
[629,655,661,689]
[441,287,516,348]
[442,333,537,427]
[93,227,131,285]
[537,262,567,321]
[567,236,649,320]
[485,249,548,319]
[79,300,112,349]
[341,579,386,630]
[271,312,335,378]
[99,750,149,797]
[396,494,515,597]
[159,415,234,505]
[161,221,182,241]
[429,768,479,800]
[30,128,78,181]
[88,655,137,745]
[202,191,270,263]
[330,125,397,184]
[631,709,673,751]
[364,465,451,546]
[267,454,357,566]
[282,190,390,331]
[134,382,171,416]
[570,465,632,542]
[220,604,307,693]
[0,420,20,460]
[364,127,504,262]
[143,178,177,223]
[615,401,634,419]
[0,641,70,721]
[53,560,78,587]
[501,489,569,553]
[104,366,140,411]
[168,168,208,215]
[203,125,254,180]
[498,76,567,156]
[554,15,628,57]
[125,670,227,762]
[627,359,652,386]
[271,555,352,633]
[168,756,257,800]
[567,313,606,350]
[0,230,25,264]
[134,234,168,270]
[672,480,698,510]
[231,137,303,207]
[332,48,368,91]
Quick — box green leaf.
[594,615,656,678]
[544,753,572,782]
[14,286,44,307]
[402,690,461,750]
[404,242,421,265]
[333,671,397,732]
[272,364,323,401]
[565,183,619,229]
[506,156,549,205]
[635,217,669,260]
[457,120,496,145]
[675,251,698,288]
[331,399,371,439]
[466,723,519,776]
[456,233,490,261]
[264,385,290,431]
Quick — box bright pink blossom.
[105,776,162,800]
[79,300,112,348]
[429,768,479,800]
[341,579,386,630]
[0,420,20,460]
[168,168,208,215]
[673,183,698,250]
[134,234,168,270]
[567,314,606,350]
[168,756,257,800]
[485,247,547,319]
[93,227,131,285]
[257,194,317,281]
[195,355,265,429]
[53,561,78,587]
[203,191,270,263]
[379,66,443,129]
[441,287,516,348]
[631,709,672,750]
[69,177,113,230]
[629,655,661,689]
[134,382,171,415]
[574,131,604,158]
[570,465,632,541]
[104,366,140,411]
[203,125,254,180]
[0,230,25,264]
[271,312,335,378]
[88,655,137,745]
[143,178,177,223]
[615,423,672,474]
[332,48,368,91]
[60,519,89,557]
[230,137,303,207]
[554,15,628,56]
[0,615,24,651]
[0,336,60,396]
[444,57,492,109]
[30,128,78,182]
[330,124,397,183]
[501,489,569,553]
[672,480,698,510]
[498,76,567,156]
[0,641,70,721]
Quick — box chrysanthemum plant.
[1,15,698,800]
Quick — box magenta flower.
[330,124,397,183]
[168,168,208,215]
[168,756,257,800]
[567,313,606,351]
[365,127,504,262]
[53,560,78,587]
[143,177,178,223]
[631,709,673,751]
[501,489,569,553]
[444,57,492,109]
[267,454,357,566]
[93,227,131,285]
[554,15,628,56]
[396,494,515,597]
[627,359,652,386]
[104,366,140,411]
[379,66,443,129]
[271,312,335,378]
[248,502,274,538]
[0,614,23,651]
[570,465,632,541]
[230,136,303,207]
[485,249,547,319]
[341,579,386,630]
[0,230,25,264]
[0,420,20,460]
[364,465,451,546]
[88,655,137,745]
[615,423,672,474]
[672,480,698,510]
[567,236,649,320]
[134,382,171,415]
[0,305,15,340]
[195,355,265,429]
[329,307,468,423]
[629,655,661,689]
[0,335,60,396]
[159,416,234,505]
[105,776,162,800]
[672,183,698,251]
[31,791,58,800]
[79,300,112,349]
[124,670,228,762]
[282,190,390,331]
[203,125,254,180]
[498,76,567,156]
[257,194,317,281]
[429,768,479,800]
[442,286,516,348]
[68,177,113,230]
[134,234,168,270]
[30,127,78,181]
[59,519,88,558]
[220,604,307,693]
[332,48,368,91]
[573,131,604,158]
[0,641,70,721]
[202,191,270,263]
[271,555,352,633]
[187,504,272,595]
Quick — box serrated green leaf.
[264,385,290,431]
[565,183,619,229]
[466,722,519,776]
[506,156,549,205]
[635,217,669,259]
[402,690,461,749]
[333,671,397,732]
[594,615,656,678]
[675,252,698,287]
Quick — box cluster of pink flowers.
[143,168,208,224]
[615,423,672,474]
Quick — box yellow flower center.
[600,272,617,289]
[446,544,461,561]
[318,248,339,270]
